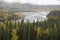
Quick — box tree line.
[0,16,60,40]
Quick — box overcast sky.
[3,0,60,5]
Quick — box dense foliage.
[0,11,21,22]
[0,16,60,40]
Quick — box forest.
[0,10,60,40]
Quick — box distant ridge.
[0,1,60,12]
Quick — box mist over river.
[16,12,49,23]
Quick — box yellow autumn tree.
[42,28,50,39]
[11,29,18,40]
[34,27,42,40]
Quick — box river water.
[17,12,49,23]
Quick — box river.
[16,12,49,23]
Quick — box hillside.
[47,10,60,17]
